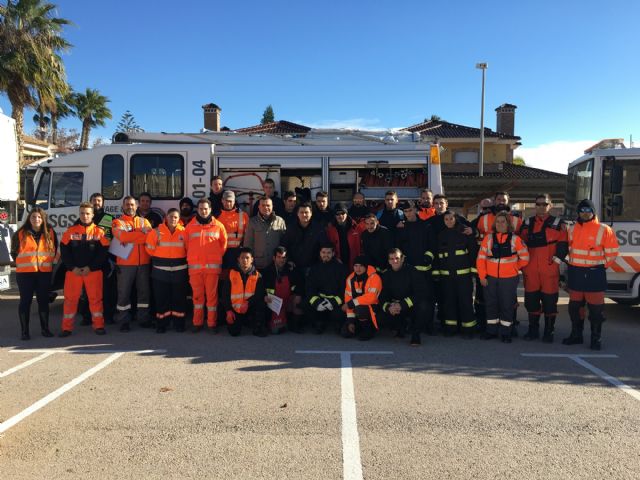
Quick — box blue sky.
[2,0,639,172]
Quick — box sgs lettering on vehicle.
[615,229,640,247]
[48,213,78,228]
[191,159,208,199]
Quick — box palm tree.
[72,88,112,150]
[0,0,71,162]
[50,91,73,144]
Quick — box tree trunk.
[51,115,58,145]
[10,102,25,168]
[81,119,91,150]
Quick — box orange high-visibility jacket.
[476,232,529,280]
[566,216,619,268]
[418,207,436,221]
[520,214,568,271]
[217,208,249,249]
[229,268,260,313]
[185,217,228,273]
[14,229,56,273]
[476,212,523,241]
[112,215,152,266]
[145,224,187,262]
[344,271,382,329]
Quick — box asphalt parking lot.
[1,293,639,480]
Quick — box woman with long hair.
[10,207,58,340]
[476,211,529,343]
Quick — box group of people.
[11,176,620,350]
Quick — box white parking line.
[0,352,55,378]
[9,348,167,354]
[297,350,393,480]
[522,353,640,402]
[0,352,124,435]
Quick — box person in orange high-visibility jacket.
[185,198,228,331]
[341,256,382,341]
[519,194,568,343]
[417,188,436,221]
[476,211,529,343]
[112,196,153,332]
[145,208,188,333]
[59,202,110,337]
[562,199,619,350]
[10,207,58,340]
[216,190,249,274]
[220,247,267,337]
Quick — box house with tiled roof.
[201,103,566,212]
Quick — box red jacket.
[326,218,362,270]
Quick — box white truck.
[565,142,640,303]
[23,128,443,289]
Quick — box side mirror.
[25,177,34,205]
[610,164,623,194]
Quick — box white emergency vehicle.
[565,141,640,303]
[23,129,443,288]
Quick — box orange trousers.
[189,270,219,327]
[63,270,104,331]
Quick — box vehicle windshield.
[602,157,640,223]
[565,159,593,218]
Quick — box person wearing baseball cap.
[326,202,362,270]
[217,190,249,276]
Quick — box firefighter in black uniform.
[395,201,436,335]
[361,213,394,271]
[380,248,427,346]
[305,242,347,334]
[433,211,478,338]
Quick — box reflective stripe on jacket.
[185,217,228,274]
[344,271,382,329]
[229,268,260,313]
[217,209,248,248]
[112,215,152,266]
[15,230,56,273]
[567,216,619,268]
[476,232,529,279]
[145,224,188,273]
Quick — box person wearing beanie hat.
[326,203,362,270]
[341,255,382,341]
[563,198,619,350]
[216,189,249,276]
[179,197,195,226]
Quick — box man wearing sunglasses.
[519,194,568,342]
[562,199,619,350]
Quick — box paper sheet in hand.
[267,294,283,315]
[109,238,134,260]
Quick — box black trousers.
[484,276,519,336]
[16,272,51,316]
[305,303,344,332]
[153,278,188,321]
[379,303,426,336]
[227,305,267,336]
[442,274,476,332]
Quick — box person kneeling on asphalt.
[305,243,347,334]
[220,247,268,337]
[341,256,382,341]
[262,246,297,334]
[379,248,427,346]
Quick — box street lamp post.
[476,62,488,177]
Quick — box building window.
[102,154,124,200]
[454,151,478,164]
[50,172,84,208]
[130,154,183,200]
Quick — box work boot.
[95,328,106,335]
[589,305,605,350]
[288,314,304,334]
[156,317,167,334]
[501,334,512,344]
[410,332,422,346]
[58,330,72,338]
[523,314,540,341]
[542,316,555,343]
[563,301,584,345]
[39,311,54,337]
[19,312,30,341]
[191,324,203,333]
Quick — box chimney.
[495,103,517,136]
[202,103,221,132]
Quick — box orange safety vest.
[112,215,152,266]
[477,212,523,240]
[15,230,56,273]
[344,271,382,329]
[185,217,228,273]
[229,269,260,313]
[217,209,248,249]
[418,207,436,221]
[476,232,529,279]
[567,217,619,268]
